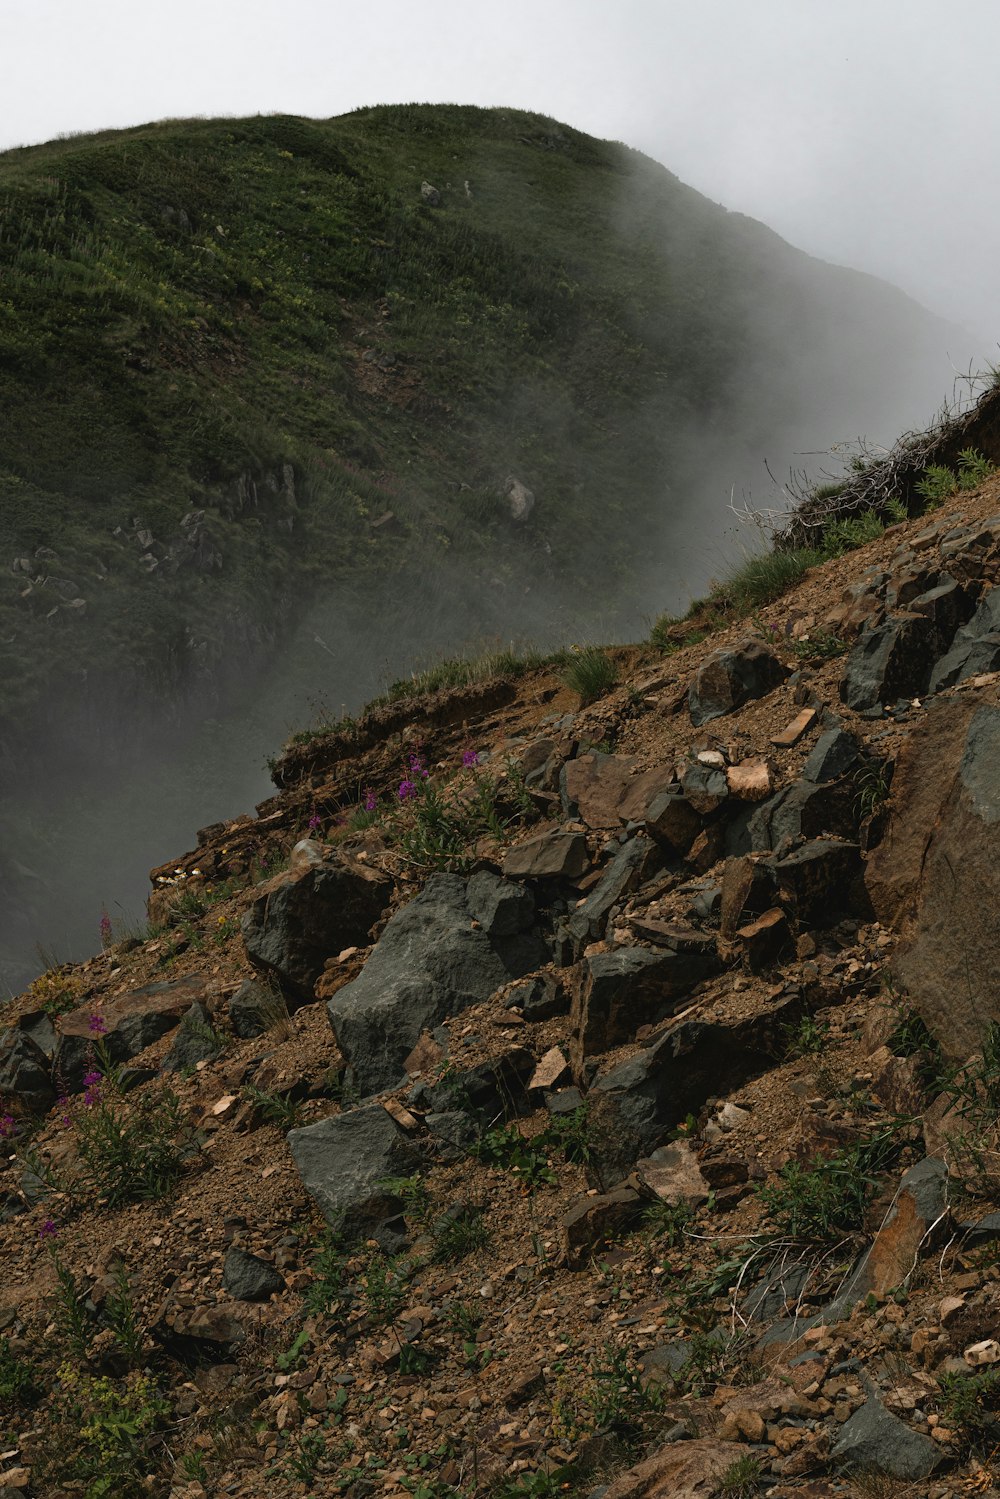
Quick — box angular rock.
[0,1030,54,1114]
[570,945,718,1069]
[725,760,772,800]
[561,1186,643,1267]
[643,790,702,855]
[831,1396,941,1480]
[561,753,638,827]
[770,707,818,747]
[54,975,208,1092]
[529,1046,569,1092]
[736,907,790,971]
[748,779,859,852]
[327,873,546,1095]
[867,691,1000,1056]
[766,839,863,926]
[720,856,776,941]
[466,870,535,936]
[502,827,589,880]
[563,835,658,948]
[840,612,935,711]
[634,1139,710,1206]
[680,760,728,815]
[504,973,565,1021]
[161,1002,222,1073]
[852,1157,950,1298]
[242,851,392,1002]
[928,583,1000,693]
[287,1105,419,1250]
[424,1046,534,1126]
[222,1247,285,1302]
[15,1009,56,1057]
[689,640,789,726]
[228,979,282,1039]
[802,727,862,783]
[587,1008,792,1183]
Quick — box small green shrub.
[820,509,886,556]
[475,1123,557,1189]
[641,1197,694,1247]
[712,1453,765,1498]
[649,612,679,653]
[782,1014,830,1059]
[584,1344,663,1434]
[937,1366,1000,1449]
[916,448,995,508]
[242,1083,301,1130]
[360,1252,409,1325]
[105,1261,144,1369]
[561,646,619,705]
[302,1232,348,1317]
[757,1130,899,1242]
[855,761,892,820]
[0,1336,40,1408]
[432,1208,490,1261]
[74,1085,192,1206]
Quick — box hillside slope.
[4,476,1000,1494]
[0,104,968,754]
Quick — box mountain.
[0,104,971,986]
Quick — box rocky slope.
[5,480,1000,1497]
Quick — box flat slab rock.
[602,1437,745,1498]
[54,974,210,1091]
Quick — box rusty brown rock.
[601,1438,742,1498]
[866,687,1000,1057]
[561,1186,644,1267]
[503,826,589,880]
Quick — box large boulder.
[928,584,1000,692]
[840,613,934,710]
[326,873,547,1096]
[688,640,788,726]
[242,846,392,1002]
[287,1104,419,1250]
[831,1396,941,1480]
[867,688,1000,1057]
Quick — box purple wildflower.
[408,752,429,780]
[0,1115,16,1141]
[99,911,113,945]
[38,1218,57,1241]
[363,789,377,813]
[82,1069,102,1088]
[57,1094,71,1128]
[307,809,322,833]
[462,749,479,768]
[397,779,417,802]
[88,1013,108,1036]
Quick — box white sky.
[3,0,998,349]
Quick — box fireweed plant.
[385,747,535,871]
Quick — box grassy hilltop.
[0,103,962,750]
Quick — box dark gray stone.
[689,641,789,726]
[680,761,728,815]
[287,1104,419,1250]
[928,585,1000,693]
[222,1247,285,1302]
[228,979,279,1039]
[765,839,863,925]
[503,829,589,880]
[425,1047,534,1126]
[545,1086,585,1116]
[643,790,702,855]
[242,853,393,1001]
[504,973,565,1021]
[161,1002,222,1073]
[564,835,658,947]
[326,874,547,1096]
[572,945,718,1058]
[16,1010,56,1057]
[831,1397,941,1480]
[466,871,535,937]
[0,1030,54,1114]
[425,1109,480,1158]
[841,613,935,710]
[961,1211,1000,1248]
[748,779,858,852]
[803,727,862,783]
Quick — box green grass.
[561,646,619,705]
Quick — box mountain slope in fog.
[0,103,969,753]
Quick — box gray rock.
[228,979,281,1039]
[222,1247,285,1302]
[16,1010,56,1057]
[425,1109,480,1158]
[287,1105,419,1250]
[803,727,862,783]
[841,613,935,711]
[425,1047,534,1127]
[564,835,658,948]
[504,973,566,1021]
[680,762,728,815]
[326,873,547,1096]
[161,1002,222,1073]
[242,853,392,1002]
[643,791,702,855]
[688,640,788,726]
[466,871,535,937]
[0,1030,54,1114]
[571,945,718,1062]
[928,585,1000,691]
[831,1397,941,1480]
[961,1211,1000,1248]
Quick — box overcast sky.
[3,0,998,351]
